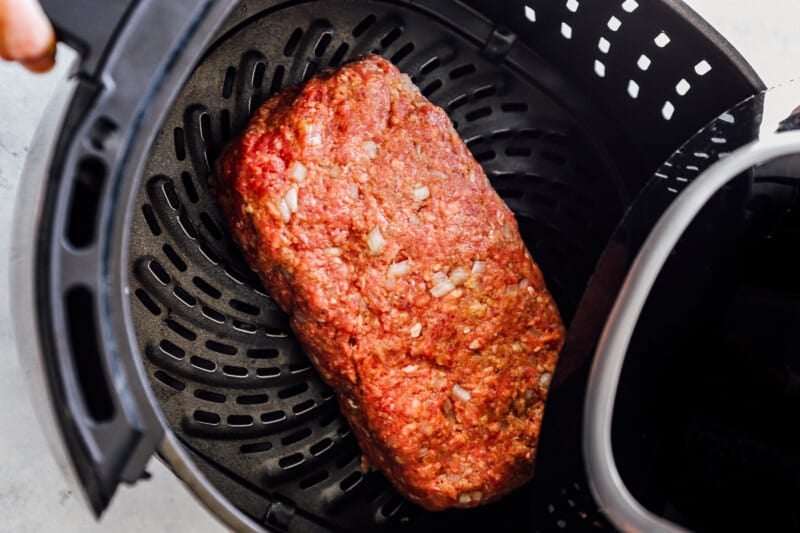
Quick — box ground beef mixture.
[214,55,564,510]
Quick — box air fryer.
[15,0,800,531]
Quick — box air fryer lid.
[16,0,763,530]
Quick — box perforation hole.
[474,85,496,99]
[198,241,220,265]
[449,64,476,80]
[560,22,572,39]
[180,172,199,204]
[173,128,186,161]
[284,28,303,56]
[422,79,442,97]
[420,57,440,75]
[135,289,161,315]
[248,348,279,359]
[257,367,281,378]
[195,389,226,403]
[448,94,468,111]
[164,318,197,342]
[279,383,310,399]
[241,441,272,454]
[230,298,260,316]
[191,356,216,372]
[293,399,317,415]
[222,66,236,98]
[271,65,285,94]
[177,210,198,239]
[310,438,333,456]
[201,306,225,323]
[390,42,414,64]
[148,260,170,285]
[223,365,248,378]
[627,80,640,98]
[141,204,161,236]
[381,495,404,517]
[675,78,691,96]
[607,16,621,31]
[330,42,349,67]
[314,33,333,57]
[154,371,185,391]
[279,453,305,469]
[622,0,639,12]
[474,149,496,163]
[193,277,221,299]
[233,320,257,334]
[265,327,289,338]
[695,60,712,75]
[261,410,286,424]
[380,27,403,48]
[206,340,237,357]
[662,101,675,120]
[524,5,536,22]
[637,54,651,71]
[193,410,220,425]
[159,339,185,360]
[228,414,254,427]
[466,107,492,122]
[199,212,223,240]
[162,244,186,272]
[566,0,579,12]
[289,362,312,374]
[300,470,329,489]
[339,471,363,493]
[282,428,313,445]
[654,32,671,48]
[598,37,610,54]
[594,60,606,78]
[237,394,269,405]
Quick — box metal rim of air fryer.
[19,0,764,531]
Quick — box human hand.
[0,0,55,72]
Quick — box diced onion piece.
[430,170,447,180]
[459,493,472,504]
[349,183,359,199]
[284,186,298,213]
[324,247,342,256]
[519,278,529,290]
[539,372,552,388]
[366,227,385,254]
[388,260,411,277]
[431,279,455,298]
[290,161,307,183]
[403,365,418,373]
[452,384,471,402]
[469,340,480,350]
[471,260,486,275]
[413,186,430,202]
[410,323,422,338]
[364,140,378,159]
[278,198,291,222]
[449,266,469,286]
[432,271,449,285]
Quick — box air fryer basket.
[26,0,762,531]
[123,1,762,530]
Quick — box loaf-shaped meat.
[214,55,564,510]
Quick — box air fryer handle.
[39,0,138,78]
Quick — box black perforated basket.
[19,0,763,531]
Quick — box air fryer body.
[12,1,784,531]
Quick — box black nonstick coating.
[125,0,760,530]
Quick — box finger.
[0,0,56,71]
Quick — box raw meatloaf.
[214,55,564,510]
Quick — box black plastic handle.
[39,0,138,78]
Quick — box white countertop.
[0,1,798,531]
